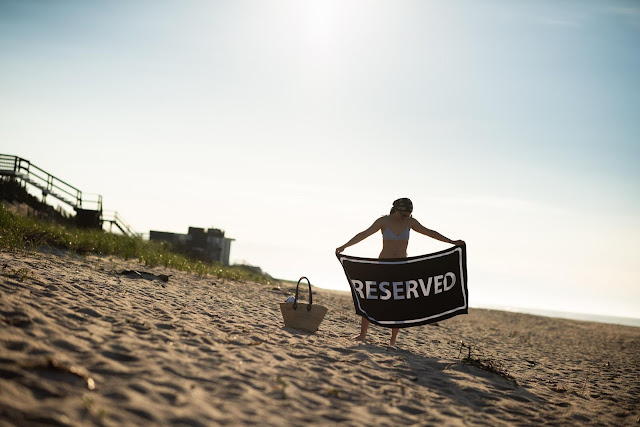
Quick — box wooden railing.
[0,154,138,237]
[102,210,140,237]
[0,154,102,211]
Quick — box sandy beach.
[0,249,638,426]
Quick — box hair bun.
[392,198,413,212]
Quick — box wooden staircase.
[0,154,138,237]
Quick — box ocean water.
[474,304,640,328]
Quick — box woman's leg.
[353,317,370,341]
[390,328,399,346]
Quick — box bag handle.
[293,276,313,312]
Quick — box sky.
[1,0,639,319]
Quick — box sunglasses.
[398,211,412,218]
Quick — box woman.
[335,198,464,346]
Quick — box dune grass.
[0,204,274,284]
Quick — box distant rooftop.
[149,226,234,266]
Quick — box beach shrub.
[0,204,274,284]
[459,342,518,385]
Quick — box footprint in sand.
[102,350,140,363]
[4,340,28,351]
[50,339,81,352]
[1,310,32,327]
[156,323,175,330]
[77,307,102,318]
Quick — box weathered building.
[149,227,234,265]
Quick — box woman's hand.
[335,246,345,254]
[451,240,465,246]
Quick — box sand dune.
[1,249,638,426]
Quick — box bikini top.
[382,216,410,241]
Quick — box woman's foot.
[354,317,370,342]
[390,328,399,346]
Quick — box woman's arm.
[336,217,384,253]
[409,218,464,245]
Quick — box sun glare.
[296,0,374,58]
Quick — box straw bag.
[280,277,328,333]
